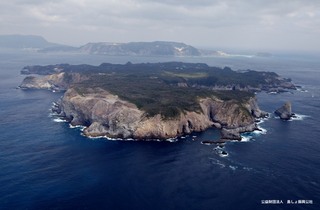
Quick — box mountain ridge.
[0,34,67,49]
[0,34,219,56]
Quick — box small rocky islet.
[19,61,296,141]
[274,101,296,120]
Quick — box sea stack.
[274,101,294,120]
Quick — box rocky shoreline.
[19,62,295,142]
[51,87,268,141]
[274,101,296,120]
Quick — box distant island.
[0,34,215,56]
[19,62,295,141]
[0,34,75,51]
[1,34,270,57]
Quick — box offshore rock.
[275,101,294,120]
[220,124,257,141]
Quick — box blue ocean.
[0,51,319,210]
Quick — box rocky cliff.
[19,72,88,91]
[54,87,266,140]
[19,61,291,141]
[275,101,295,120]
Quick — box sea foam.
[292,114,310,121]
[69,124,86,131]
[53,118,67,123]
[238,123,267,142]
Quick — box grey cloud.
[0,0,319,51]
[138,0,217,7]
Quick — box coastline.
[21,61,294,141]
[51,90,269,141]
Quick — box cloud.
[0,0,319,51]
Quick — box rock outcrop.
[54,87,266,140]
[19,72,88,91]
[274,101,294,120]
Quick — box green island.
[20,62,295,140]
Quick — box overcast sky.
[1,0,319,52]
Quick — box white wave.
[84,134,178,143]
[166,138,178,143]
[201,142,213,146]
[239,126,267,142]
[69,124,86,131]
[296,88,308,93]
[53,118,67,123]
[243,167,253,171]
[276,113,310,121]
[209,158,226,168]
[259,127,267,134]
[83,134,128,141]
[107,137,125,141]
[84,134,105,140]
[229,165,237,170]
[213,147,229,157]
[219,152,229,157]
[292,114,310,121]
[239,135,253,142]
[253,126,267,135]
[48,112,59,117]
[256,115,270,124]
[215,162,226,168]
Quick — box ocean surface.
[0,51,319,210]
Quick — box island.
[275,101,296,120]
[19,62,296,140]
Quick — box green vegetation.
[78,73,253,119]
[163,71,208,79]
[79,75,204,119]
[25,61,278,119]
[211,90,254,102]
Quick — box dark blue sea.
[0,51,319,210]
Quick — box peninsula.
[20,62,296,140]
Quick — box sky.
[0,0,319,52]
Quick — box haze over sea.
[0,51,319,210]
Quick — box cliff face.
[275,101,294,120]
[55,87,265,140]
[19,72,88,91]
[60,88,144,138]
[19,61,286,140]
